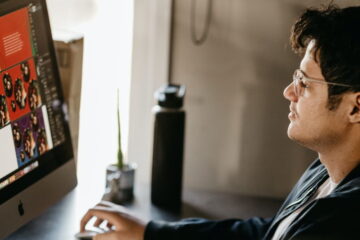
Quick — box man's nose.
[283,82,298,102]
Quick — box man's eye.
[299,79,309,88]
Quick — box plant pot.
[102,163,136,204]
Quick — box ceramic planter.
[102,163,136,204]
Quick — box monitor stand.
[1,159,77,239]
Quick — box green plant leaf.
[117,89,123,169]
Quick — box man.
[20,61,30,82]
[0,95,9,127]
[3,73,13,97]
[14,78,27,109]
[80,5,360,240]
[23,128,36,159]
[28,80,42,110]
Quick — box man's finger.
[93,231,119,240]
[80,209,110,232]
[98,201,129,213]
[80,208,126,232]
[80,210,95,232]
[107,222,114,230]
[93,218,103,227]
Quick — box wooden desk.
[5,183,283,239]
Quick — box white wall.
[128,0,172,187]
[46,0,134,190]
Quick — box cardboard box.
[53,30,84,163]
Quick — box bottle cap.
[155,84,186,109]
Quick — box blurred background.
[46,0,360,202]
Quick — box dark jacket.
[144,159,360,239]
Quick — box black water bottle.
[151,84,186,211]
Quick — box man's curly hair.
[290,4,360,110]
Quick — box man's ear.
[349,94,360,123]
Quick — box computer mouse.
[74,230,99,240]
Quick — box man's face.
[25,140,30,152]
[38,141,46,155]
[24,136,33,158]
[31,114,38,126]
[24,65,29,75]
[283,41,349,151]
[6,79,11,90]
[30,92,38,109]
[15,131,20,141]
[20,151,25,162]
[15,89,21,102]
[0,110,5,125]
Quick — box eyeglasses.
[292,69,353,96]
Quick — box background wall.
[46,0,134,199]
[128,0,172,194]
[129,0,360,199]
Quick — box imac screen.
[0,0,73,204]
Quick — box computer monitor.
[0,0,77,238]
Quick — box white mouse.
[74,230,99,240]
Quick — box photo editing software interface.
[0,3,66,191]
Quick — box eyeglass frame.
[292,69,354,96]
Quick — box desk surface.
[6,182,283,240]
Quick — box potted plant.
[102,90,136,203]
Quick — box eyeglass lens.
[293,70,303,96]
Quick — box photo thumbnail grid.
[0,7,55,190]
[0,106,53,189]
[0,58,42,125]
[12,106,50,167]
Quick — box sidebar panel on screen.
[29,3,66,147]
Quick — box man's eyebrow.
[299,69,310,78]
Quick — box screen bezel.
[0,0,74,205]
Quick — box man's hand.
[80,201,147,240]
